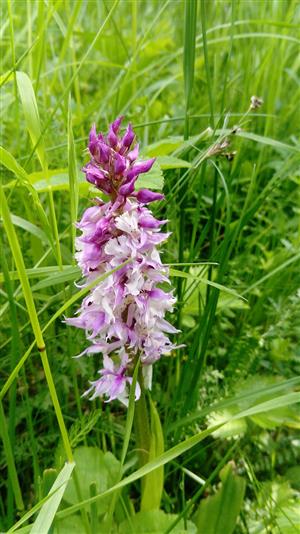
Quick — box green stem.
[134,369,151,469]
[183,0,198,140]
[201,0,215,129]
[0,400,24,513]
[73,471,91,534]
[107,360,140,532]
[48,188,63,270]
[0,188,73,463]
[0,242,19,524]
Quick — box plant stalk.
[134,368,151,469]
[0,188,73,463]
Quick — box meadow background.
[1,0,300,532]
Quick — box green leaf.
[0,265,78,283]
[119,510,197,533]
[207,410,247,439]
[0,146,29,183]
[16,71,48,171]
[31,171,86,193]
[0,146,54,249]
[11,214,49,244]
[172,377,300,432]
[207,376,300,438]
[31,267,80,291]
[30,462,75,534]
[215,128,299,153]
[54,514,86,534]
[56,423,222,520]
[248,479,300,534]
[157,155,191,169]
[135,160,164,191]
[141,399,164,511]
[63,447,120,516]
[194,462,246,534]
[170,267,245,301]
[143,137,188,157]
[285,466,300,491]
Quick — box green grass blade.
[0,188,73,462]
[170,267,245,300]
[30,462,75,534]
[170,377,300,432]
[183,0,198,139]
[0,400,24,513]
[0,146,54,249]
[0,240,23,524]
[200,0,214,128]
[68,95,79,259]
[0,265,79,283]
[7,470,75,534]
[11,214,49,244]
[16,71,48,172]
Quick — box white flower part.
[104,235,135,262]
[125,267,145,296]
[143,365,153,390]
[75,237,83,252]
[158,318,179,333]
[115,210,139,234]
[92,285,115,323]
[69,195,179,404]
[149,247,162,265]
[103,354,114,371]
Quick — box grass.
[1,0,300,532]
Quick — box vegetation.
[1,0,299,532]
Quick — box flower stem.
[134,368,151,469]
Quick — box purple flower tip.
[126,158,156,181]
[114,153,126,175]
[121,123,135,149]
[112,115,124,133]
[83,119,159,205]
[135,189,164,204]
[127,143,139,163]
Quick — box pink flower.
[66,118,179,404]
[83,351,141,406]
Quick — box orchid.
[67,117,178,405]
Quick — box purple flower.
[134,189,164,204]
[121,123,135,149]
[67,118,179,404]
[83,119,156,204]
[125,158,156,182]
[84,351,141,405]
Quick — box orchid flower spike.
[66,117,179,405]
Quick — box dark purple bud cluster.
[84,117,163,206]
